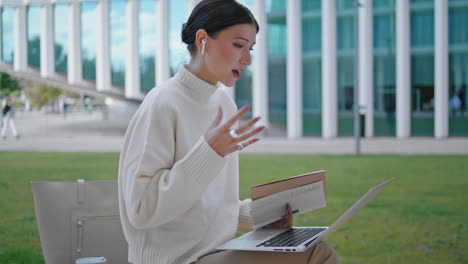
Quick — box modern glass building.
[0,0,467,138]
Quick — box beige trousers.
[195,242,340,264]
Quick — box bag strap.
[76,179,85,255]
[77,179,85,204]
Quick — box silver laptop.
[216,178,394,252]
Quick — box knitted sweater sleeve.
[120,96,226,230]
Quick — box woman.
[1,96,19,140]
[118,1,339,263]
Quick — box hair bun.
[181,23,189,44]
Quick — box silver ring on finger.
[237,143,244,151]
[230,129,239,139]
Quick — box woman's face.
[203,23,257,87]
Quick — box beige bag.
[31,179,128,264]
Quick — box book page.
[250,181,326,229]
[250,170,325,200]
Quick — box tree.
[0,72,21,97]
[24,83,63,108]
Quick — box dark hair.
[181,0,259,54]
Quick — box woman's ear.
[195,29,208,54]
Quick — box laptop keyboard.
[257,228,326,248]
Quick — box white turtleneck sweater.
[118,65,254,264]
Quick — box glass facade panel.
[374,54,397,136]
[337,17,354,51]
[169,0,188,76]
[266,0,286,13]
[337,12,355,136]
[411,55,434,136]
[337,0,355,11]
[303,58,321,135]
[110,0,126,88]
[27,5,41,68]
[303,17,321,52]
[234,67,253,110]
[267,23,287,56]
[337,57,355,136]
[1,7,14,63]
[449,9,468,45]
[374,0,393,8]
[373,3,396,136]
[303,0,321,12]
[139,0,156,93]
[302,0,321,135]
[81,1,97,81]
[411,0,432,4]
[449,7,468,136]
[54,3,68,74]
[411,5,434,136]
[374,15,392,49]
[267,4,286,127]
[411,11,434,48]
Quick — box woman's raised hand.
[205,105,265,157]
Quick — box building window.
[81,1,97,81]
[110,0,126,88]
[139,0,156,93]
[54,3,68,74]
[1,7,15,63]
[27,5,41,68]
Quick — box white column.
[286,0,302,138]
[125,0,141,99]
[358,0,374,137]
[40,3,54,77]
[14,4,27,71]
[252,0,269,127]
[435,0,449,138]
[68,1,82,84]
[321,0,337,138]
[96,0,111,92]
[396,0,411,138]
[156,0,170,84]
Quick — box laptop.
[216,178,394,252]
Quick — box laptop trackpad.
[247,228,286,241]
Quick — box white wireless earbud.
[201,39,207,55]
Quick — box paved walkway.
[1,110,467,154]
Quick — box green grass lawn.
[0,152,467,263]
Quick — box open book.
[249,170,327,229]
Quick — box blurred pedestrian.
[1,96,20,140]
